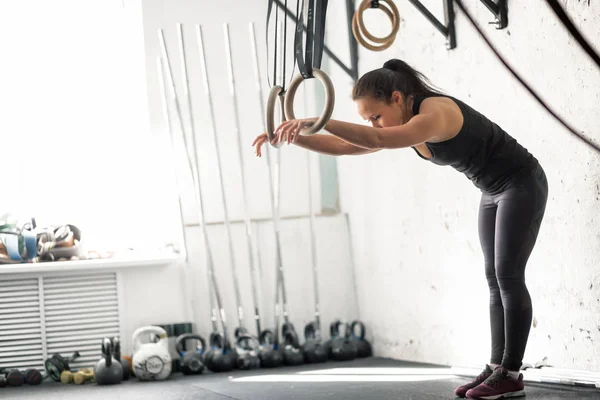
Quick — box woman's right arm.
[293,134,379,156]
[253,132,379,157]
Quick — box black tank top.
[411,94,538,193]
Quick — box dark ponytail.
[352,59,444,102]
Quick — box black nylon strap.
[282,0,289,91]
[313,0,328,69]
[294,0,328,79]
[266,0,277,88]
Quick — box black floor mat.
[9,357,600,400]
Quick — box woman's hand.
[252,132,269,157]
[275,117,318,144]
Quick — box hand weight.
[282,327,304,366]
[257,329,283,368]
[351,320,372,358]
[61,370,74,384]
[24,368,43,385]
[95,338,123,385]
[175,333,206,375]
[234,326,248,339]
[111,337,130,380]
[6,370,24,387]
[203,332,235,373]
[328,320,357,361]
[302,322,328,364]
[132,326,172,381]
[235,334,261,370]
[74,368,94,384]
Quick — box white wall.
[326,1,600,371]
[115,0,359,354]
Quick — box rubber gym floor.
[8,357,600,400]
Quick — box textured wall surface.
[326,1,600,371]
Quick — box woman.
[252,59,548,399]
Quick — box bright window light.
[0,1,178,252]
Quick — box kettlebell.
[203,332,235,373]
[235,334,261,370]
[111,337,130,380]
[175,333,206,375]
[234,326,249,339]
[351,320,373,358]
[302,322,328,364]
[132,325,172,381]
[95,338,123,385]
[328,320,357,361]
[257,329,284,368]
[282,325,304,366]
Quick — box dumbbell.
[61,369,94,384]
[0,368,44,386]
[24,369,43,385]
[4,370,24,387]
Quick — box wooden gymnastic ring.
[352,0,400,51]
[266,85,286,148]
[284,69,335,136]
[352,11,395,52]
[357,0,400,44]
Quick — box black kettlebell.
[235,334,261,370]
[111,337,130,380]
[203,332,235,373]
[95,338,123,385]
[257,329,284,368]
[0,375,6,388]
[328,320,357,361]
[302,322,328,364]
[24,368,43,385]
[6,370,24,387]
[282,325,304,366]
[351,320,372,358]
[234,326,249,339]
[45,351,80,382]
[176,333,206,375]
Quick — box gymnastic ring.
[284,69,335,136]
[352,0,400,52]
[352,11,397,52]
[266,85,286,148]
[357,0,400,44]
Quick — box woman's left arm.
[277,102,454,149]
[323,113,446,150]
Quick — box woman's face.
[355,91,412,128]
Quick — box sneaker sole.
[469,390,525,400]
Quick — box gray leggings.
[478,163,548,371]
